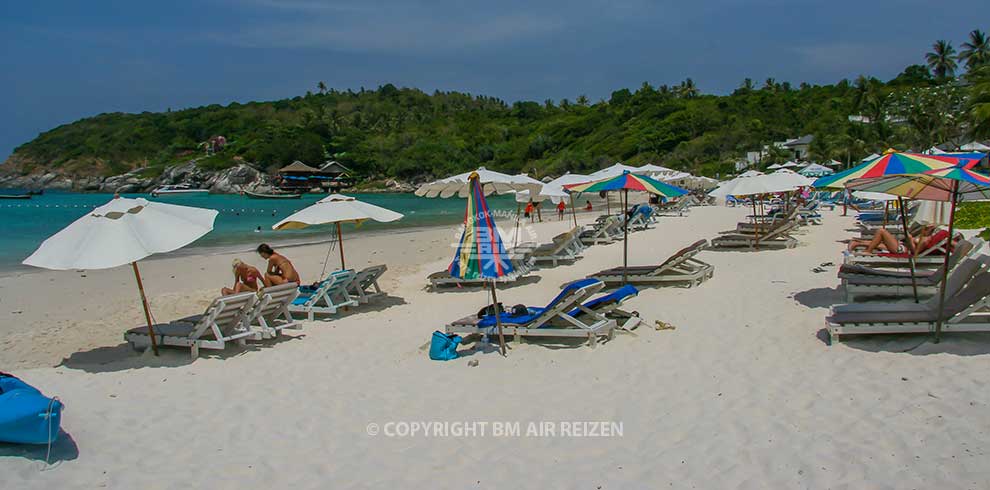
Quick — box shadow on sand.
[0,430,79,466]
[817,328,990,356]
[57,332,306,374]
[792,286,845,309]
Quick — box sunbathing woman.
[222,259,263,295]
[847,226,935,255]
[257,243,301,286]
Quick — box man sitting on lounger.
[222,258,263,295]
[257,243,301,286]
[847,226,935,255]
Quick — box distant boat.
[0,193,31,200]
[150,184,210,197]
[244,190,302,199]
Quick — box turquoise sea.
[0,190,522,273]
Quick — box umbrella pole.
[752,196,761,249]
[570,197,578,228]
[897,197,919,303]
[622,189,629,285]
[933,184,959,343]
[337,222,346,270]
[514,202,521,248]
[606,194,611,215]
[882,201,889,229]
[489,281,507,356]
[132,262,159,356]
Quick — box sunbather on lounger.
[257,243,301,286]
[847,226,934,255]
[222,258,263,295]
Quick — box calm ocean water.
[0,190,522,272]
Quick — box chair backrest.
[255,282,299,319]
[943,268,990,318]
[192,292,257,339]
[528,279,604,328]
[656,239,707,271]
[356,265,387,288]
[570,284,638,317]
[759,221,797,241]
[929,256,990,308]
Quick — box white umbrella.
[862,153,882,162]
[912,200,953,226]
[780,161,800,168]
[588,162,641,180]
[798,163,834,177]
[414,167,542,198]
[23,197,219,355]
[273,194,403,270]
[853,191,898,201]
[636,164,676,174]
[766,163,784,170]
[960,141,990,151]
[827,159,844,167]
[927,146,947,155]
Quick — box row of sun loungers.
[126,265,390,357]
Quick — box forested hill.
[4,62,988,183]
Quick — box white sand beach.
[3,207,990,489]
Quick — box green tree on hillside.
[959,29,990,70]
[926,40,958,79]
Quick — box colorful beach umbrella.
[449,172,514,355]
[846,164,990,342]
[812,150,976,190]
[565,171,689,284]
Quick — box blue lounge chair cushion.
[569,285,638,317]
[477,278,600,327]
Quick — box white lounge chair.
[249,282,303,339]
[290,269,359,321]
[346,265,388,303]
[125,292,258,359]
[533,229,583,266]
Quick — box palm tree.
[317,81,328,95]
[926,40,958,79]
[740,78,754,92]
[678,78,699,98]
[762,78,777,91]
[576,95,590,106]
[959,29,990,70]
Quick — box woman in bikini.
[257,243,301,286]
[223,258,263,295]
[847,225,934,255]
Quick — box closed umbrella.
[272,194,403,273]
[449,173,515,355]
[23,197,219,355]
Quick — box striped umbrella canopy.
[563,171,689,198]
[565,171,688,284]
[812,150,979,190]
[846,164,990,343]
[449,172,513,355]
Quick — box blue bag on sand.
[429,331,462,361]
[0,373,63,445]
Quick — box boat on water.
[244,190,302,199]
[150,184,210,197]
[0,373,63,445]
[0,193,32,200]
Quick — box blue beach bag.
[429,331,462,361]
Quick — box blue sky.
[1,0,987,160]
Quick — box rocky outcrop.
[0,160,272,194]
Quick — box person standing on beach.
[223,259,263,295]
[556,200,566,220]
[257,243,301,286]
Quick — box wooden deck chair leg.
[190,343,199,359]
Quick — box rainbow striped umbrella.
[812,150,978,190]
[565,171,689,284]
[449,172,513,354]
[846,164,990,342]
[564,171,689,197]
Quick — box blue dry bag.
[429,331,462,361]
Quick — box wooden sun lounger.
[710,221,799,250]
[655,198,691,217]
[428,247,535,288]
[843,232,959,267]
[840,239,980,302]
[733,208,800,234]
[842,251,986,302]
[533,229,583,266]
[289,269,359,321]
[827,264,990,343]
[587,239,714,288]
[347,265,388,303]
[125,292,258,358]
[446,279,616,348]
[580,215,622,245]
[249,282,303,339]
[838,238,983,279]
